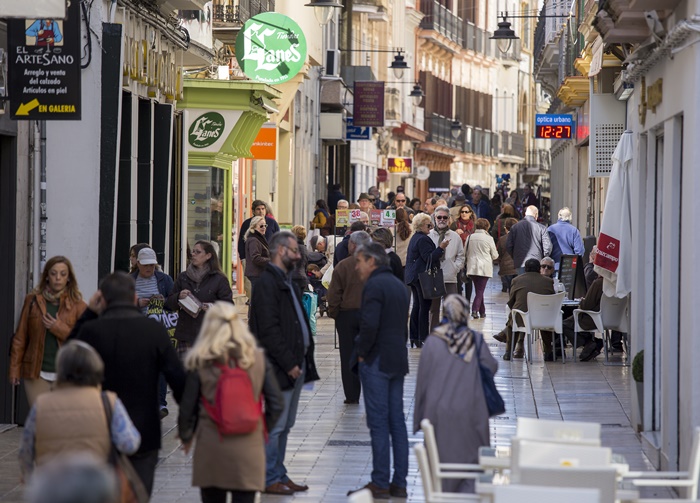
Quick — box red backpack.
[201,361,263,438]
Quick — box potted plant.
[632,350,644,431]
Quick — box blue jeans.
[265,362,305,487]
[359,357,408,489]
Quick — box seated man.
[540,257,555,278]
[562,276,609,362]
[494,258,555,360]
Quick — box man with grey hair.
[540,257,555,278]
[506,205,552,274]
[348,242,410,499]
[327,231,372,404]
[249,230,320,495]
[428,206,464,331]
[547,207,585,270]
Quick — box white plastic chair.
[519,466,619,502]
[573,294,629,363]
[420,419,483,491]
[347,488,374,503]
[622,426,700,501]
[493,484,601,503]
[414,444,480,502]
[511,292,566,363]
[516,417,602,445]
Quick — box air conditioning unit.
[613,72,634,101]
[325,49,340,77]
[589,94,626,177]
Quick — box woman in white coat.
[465,218,499,319]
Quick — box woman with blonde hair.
[178,302,284,503]
[244,216,271,295]
[9,256,87,405]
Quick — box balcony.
[463,23,497,59]
[419,0,463,52]
[212,0,275,43]
[524,149,550,175]
[499,132,526,159]
[425,114,462,151]
[594,0,652,44]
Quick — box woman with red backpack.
[177,302,283,503]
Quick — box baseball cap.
[138,248,158,265]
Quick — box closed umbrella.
[593,130,633,298]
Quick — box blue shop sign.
[346,118,371,140]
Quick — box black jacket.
[356,266,410,377]
[248,264,320,390]
[237,216,280,260]
[404,232,444,285]
[334,235,351,266]
[165,269,233,344]
[71,304,186,453]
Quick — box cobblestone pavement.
[0,278,673,502]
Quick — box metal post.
[39,120,47,273]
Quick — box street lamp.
[389,51,409,80]
[305,0,343,26]
[409,83,424,106]
[451,119,462,139]
[491,14,518,54]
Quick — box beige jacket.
[465,230,499,277]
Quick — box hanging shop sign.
[8,0,81,120]
[186,109,244,151]
[0,0,65,18]
[353,81,384,127]
[250,123,278,160]
[415,165,430,181]
[387,157,413,174]
[235,12,307,85]
[336,209,349,227]
[380,209,396,228]
[370,209,382,227]
[535,114,575,139]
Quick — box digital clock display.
[536,125,573,139]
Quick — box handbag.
[418,254,446,299]
[101,393,149,503]
[458,235,473,287]
[476,334,506,417]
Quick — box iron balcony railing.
[463,22,496,58]
[499,132,526,158]
[213,0,274,24]
[420,0,464,47]
[426,113,462,151]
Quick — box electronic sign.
[535,114,575,139]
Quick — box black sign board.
[558,254,587,299]
[428,171,450,192]
[8,0,81,120]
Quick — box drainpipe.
[39,121,47,273]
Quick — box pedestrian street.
[0,277,673,502]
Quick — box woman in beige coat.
[178,302,283,503]
[465,219,499,319]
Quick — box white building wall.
[45,0,106,293]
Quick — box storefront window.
[187,166,226,266]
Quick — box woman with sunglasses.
[243,216,271,296]
[451,205,476,300]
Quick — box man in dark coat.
[249,231,320,496]
[348,242,410,500]
[328,183,346,213]
[334,221,368,266]
[70,272,186,496]
[506,205,552,273]
[496,259,555,360]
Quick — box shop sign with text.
[387,157,413,174]
[185,109,244,152]
[250,123,278,160]
[8,0,81,120]
[353,81,384,127]
[235,13,307,85]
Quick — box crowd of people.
[9,181,616,502]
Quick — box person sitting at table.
[493,259,555,360]
[540,257,555,278]
[561,276,610,362]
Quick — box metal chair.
[516,417,601,445]
[414,444,480,502]
[511,292,566,363]
[622,426,700,502]
[493,484,601,503]
[573,294,629,364]
[419,418,483,491]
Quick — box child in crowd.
[306,264,328,316]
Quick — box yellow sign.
[387,157,413,174]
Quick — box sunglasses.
[435,216,449,220]
[395,199,406,202]
[540,265,553,270]
[460,210,472,214]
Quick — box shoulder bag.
[101,393,149,503]
[458,235,473,288]
[475,334,506,417]
[418,252,446,300]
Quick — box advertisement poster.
[336,209,349,227]
[370,209,382,227]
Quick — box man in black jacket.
[71,272,186,496]
[348,242,410,500]
[249,231,320,496]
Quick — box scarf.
[436,226,449,245]
[42,287,64,305]
[431,295,476,363]
[456,218,474,235]
[186,263,210,285]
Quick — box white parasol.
[593,130,634,298]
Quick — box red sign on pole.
[353,81,384,127]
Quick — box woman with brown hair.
[465,219,499,319]
[491,203,519,242]
[450,204,476,246]
[166,241,233,359]
[9,256,87,405]
[394,207,414,270]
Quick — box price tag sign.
[370,209,382,226]
[349,209,361,223]
[336,209,349,226]
[381,209,396,227]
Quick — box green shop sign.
[188,112,226,148]
[235,12,307,85]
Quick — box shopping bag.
[302,291,318,336]
[321,264,334,289]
